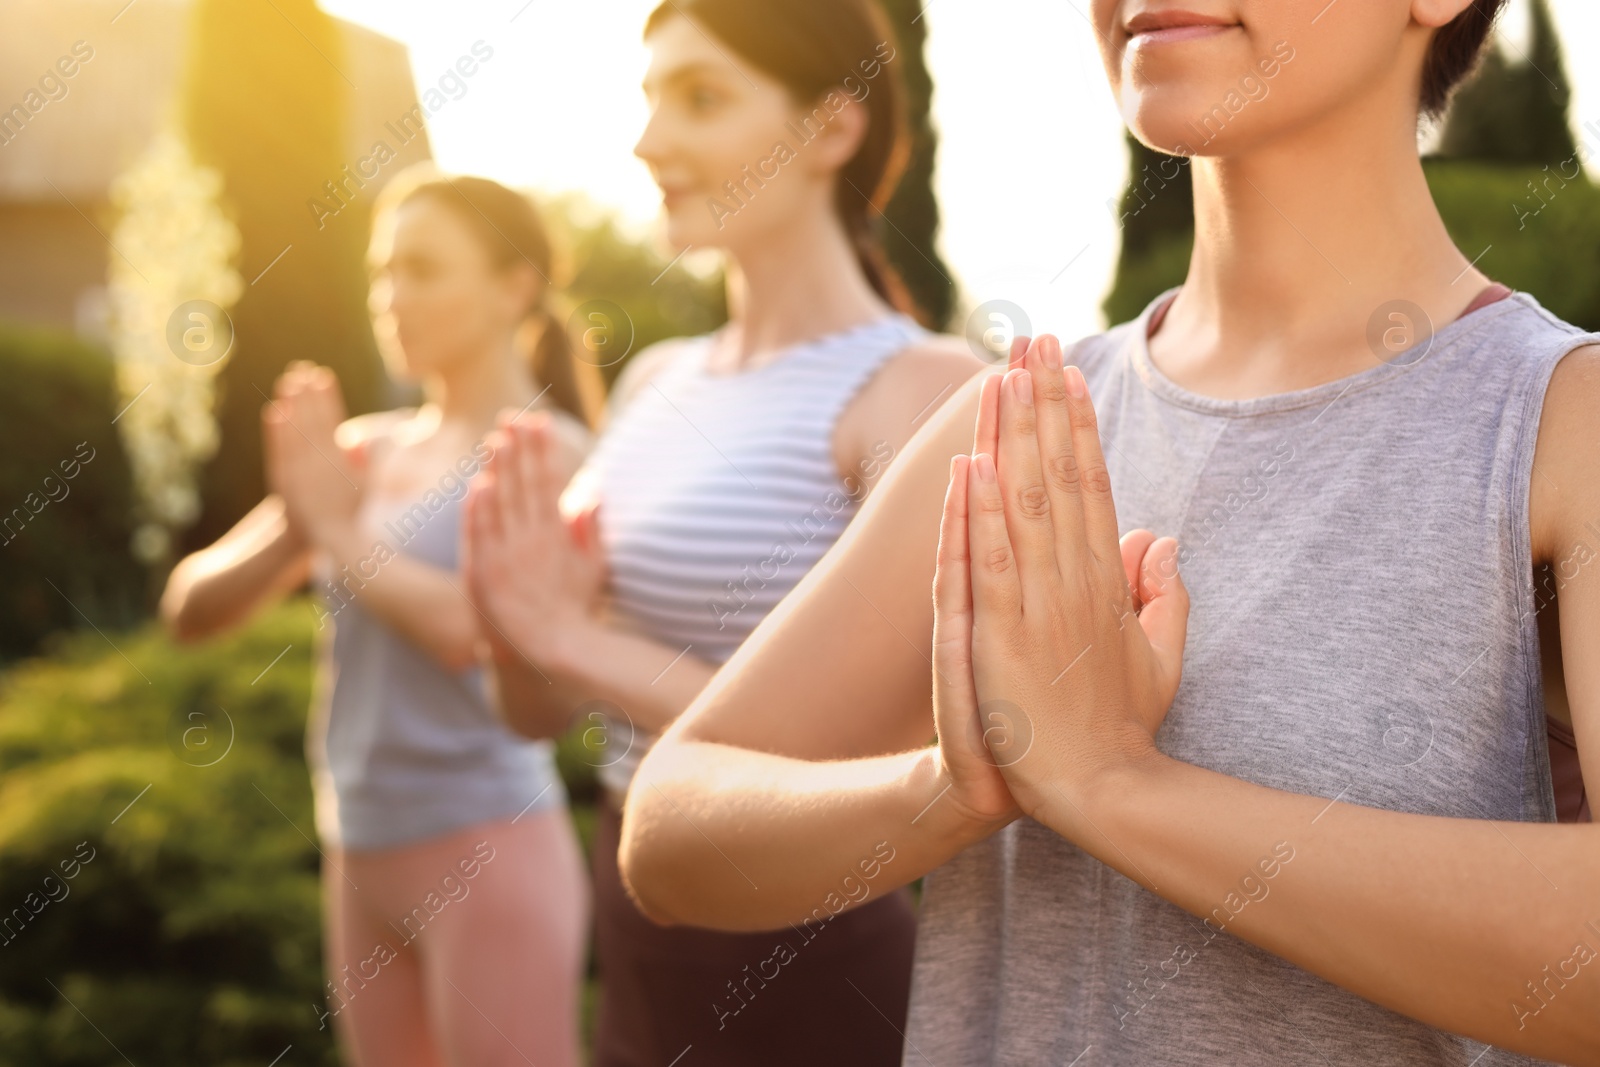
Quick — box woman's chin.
[660,209,722,255]
[384,344,442,384]
[1121,95,1219,158]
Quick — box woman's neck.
[423,337,540,434]
[1153,81,1492,398]
[717,207,892,370]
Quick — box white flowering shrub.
[107,129,243,564]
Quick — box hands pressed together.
[262,361,605,672]
[262,362,366,551]
[931,334,1190,835]
[262,335,1189,830]
[461,411,607,669]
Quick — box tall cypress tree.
[1437,0,1576,163]
[1101,133,1195,325]
[180,0,386,550]
[877,0,955,329]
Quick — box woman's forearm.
[622,741,997,929]
[318,525,481,673]
[485,611,716,740]
[161,496,312,643]
[1059,751,1600,1064]
[548,612,717,734]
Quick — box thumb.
[932,456,980,745]
[1136,537,1189,693]
[343,438,370,473]
[573,503,602,556]
[1118,529,1158,612]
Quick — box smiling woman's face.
[1092,1,1441,156]
[634,14,844,251]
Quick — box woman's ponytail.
[524,295,602,430]
[844,207,917,320]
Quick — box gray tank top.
[306,489,565,851]
[904,289,1600,1066]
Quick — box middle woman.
[462,0,984,1063]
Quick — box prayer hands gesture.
[262,362,365,549]
[463,411,606,667]
[932,336,1190,827]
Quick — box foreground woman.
[622,1,1600,1064]
[163,168,596,1067]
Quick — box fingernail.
[1044,337,1063,370]
[976,453,996,482]
[1015,370,1033,406]
[1066,366,1086,399]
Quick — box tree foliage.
[876,0,956,330]
[1438,0,1577,164]
[179,0,386,554]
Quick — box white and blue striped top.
[583,313,926,793]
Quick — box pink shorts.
[321,809,589,1067]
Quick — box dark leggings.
[591,797,919,1066]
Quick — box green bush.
[1424,159,1600,330]
[0,322,144,663]
[0,601,329,1066]
[1101,230,1193,329]
[0,598,602,1065]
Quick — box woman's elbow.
[158,577,208,646]
[615,797,686,927]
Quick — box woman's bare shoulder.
[878,333,991,393]
[606,336,704,421]
[839,332,992,473]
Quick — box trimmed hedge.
[0,602,330,1066]
[0,322,143,662]
[0,598,601,1065]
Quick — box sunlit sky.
[321,0,1600,340]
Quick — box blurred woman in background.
[161,165,598,1067]
[461,0,984,1063]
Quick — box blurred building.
[0,0,429,339]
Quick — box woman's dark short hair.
[1421,0,1509,117]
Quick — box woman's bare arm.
[491,337,988,743]
[475,341,724,739]
[161,495,313,643]
[622,368,1007,926]
[485,610,720,740]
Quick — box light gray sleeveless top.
[904,289,1600,1066]
[306,489,566,851]
[584,314,926,796]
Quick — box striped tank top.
[904,288,1600,1066]
[585,314,926,795]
